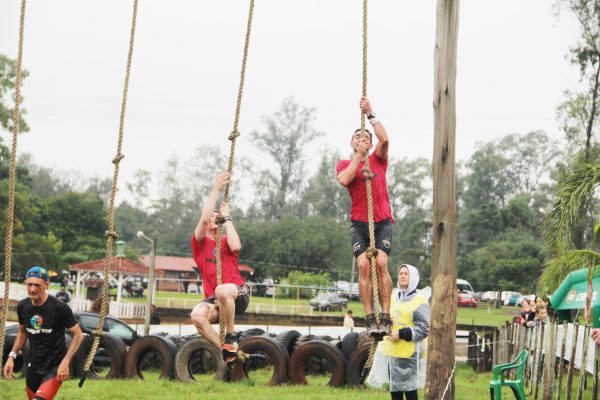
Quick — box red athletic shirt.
[190,234,244,298]
[336,152,394,223]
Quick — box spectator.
[591,329,600,346]
[55,287,70,304]
[367,264,430,400]
[343,310,355,328]
[517,301,530,325]
[150,304,161,325]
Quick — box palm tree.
[540,156,600,324]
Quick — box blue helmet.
[25,266,49,282]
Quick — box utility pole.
[425,1,460,399]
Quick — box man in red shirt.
[190,172,249,365]
[336,97,393,336]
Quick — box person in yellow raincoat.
[367,264,430,400]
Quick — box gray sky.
[0,1,581,206]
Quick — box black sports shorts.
[350,218,393,257]
[200,284,250,315]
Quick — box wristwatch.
[8,351,17,359]
[367,112,376,120]
[222,216,233,222]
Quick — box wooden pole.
[424,1,460,399]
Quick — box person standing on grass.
[189,172,250,367]
[3,266,83,400]
[343,310,355,328]
[367,264,430,400]
[336,97,394,337]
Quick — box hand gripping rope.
[214,0,255,362]
[357,0,385,384]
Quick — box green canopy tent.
[549,267,600,328]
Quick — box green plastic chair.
[489,349,528,400]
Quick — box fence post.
[593,335,599,400]
[566,322,580,400]
[576,325,590,400]
[557,322,569,400]
[542,321,557,400]
[484,332,493,371]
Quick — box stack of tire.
[4,328,374,386]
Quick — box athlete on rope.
[3,266,83,400]
[190,172,249,366]
[336,97,393,336]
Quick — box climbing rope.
[214,0,255,347]
[357,0,384,380]
[0,0,26,375]
[79,0,138,387]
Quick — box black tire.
[73,334,127,379]
[124,335,177,380]
[288,340,346,387]
[341,332,359,361]
[345,342,372,386]
[275,330,301,355]
[238,328,265,343]
[230,335,289,386]
[173,337,226,382]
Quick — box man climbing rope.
[336,97,394,336]
[3,266,83,400]
[190,172,249,366]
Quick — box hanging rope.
[79,0,138,387]
[0,0,26,375]
[357,0,384,381]
[214,0,255,347]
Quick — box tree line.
[0,0,598,294]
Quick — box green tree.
[0,53,29,134]
[298,150,350,221]
[556,0,600,160]
[236,216,351,282]
[45,192,106,252]
[251,97,323,220]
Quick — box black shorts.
[350,218,393,257]
[26,366,60,394]
[200,284,250,315]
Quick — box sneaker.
[222,333,238,364]
[365,313,378,336]
[379,313,392,335]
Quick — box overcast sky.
[0,1,581,206]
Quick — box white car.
[481,291,498,302]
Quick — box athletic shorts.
[200,284,250,315]
[350,218,393,257]
[26,367,61,399]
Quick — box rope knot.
[366,247,379,259]
[112,154,125,164]
[361,168,374,180]
[228,130,240,141]
[105,230,119,239]
[92,330,106,337]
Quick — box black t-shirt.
[17,295,77,373]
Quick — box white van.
[457,279,474,294]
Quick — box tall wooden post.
[425,1,460,399]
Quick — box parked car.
[309,292,349,311]
[457,279,475,294]
[457,292,477,308]
[74,311,139,347]
[504,293,523,307]
[473,292,483,301]
[501,291,522,306]
[481,291,498,302]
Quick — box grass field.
[0,364,516,400]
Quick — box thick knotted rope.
[357,0,385,381]
[214,0,255,346]
[79,0,138,387]
[0,0,26,375]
